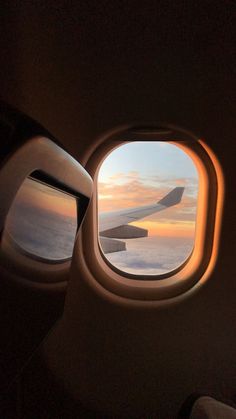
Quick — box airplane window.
[3,176,78,261]
[97,142,199,276]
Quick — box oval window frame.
[76,125,224,304]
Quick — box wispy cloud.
[98,171,198,238]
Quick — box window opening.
[97,141,199,276]
[3,176,78,261]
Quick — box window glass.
[3,177,77,261]
[97,142,198,276]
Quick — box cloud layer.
[104,236,194,275]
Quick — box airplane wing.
[99,187,184,253]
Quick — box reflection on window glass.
[4,177,77,261]
[97,142,199,276]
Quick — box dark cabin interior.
[0,3,235,418]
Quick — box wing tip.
[158,186,184,207]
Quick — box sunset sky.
[98,142,198,239]
[13,177,77,219]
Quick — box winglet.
[158,187,184,207]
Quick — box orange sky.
[130,220,195,238]
[98,177,197,239]
[14,176,197,239]
[16,178,77,219]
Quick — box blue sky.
[99,142,198,187]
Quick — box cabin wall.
[1,3,235,418]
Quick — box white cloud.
[103,236,194,276]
